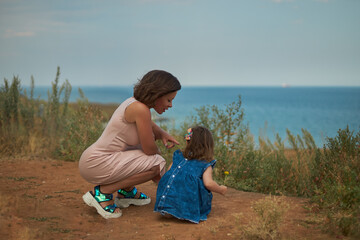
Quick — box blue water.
[28,86,360,147]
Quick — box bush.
[54,89,105,161]
[311,127,360,237]
[239,195,290,240]
[0,76,35,155]
[0,67,103,160]
[182,96,253,181]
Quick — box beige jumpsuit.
[79,97,166,185]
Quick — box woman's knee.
[150,165,162,183]
[150,165,161,176]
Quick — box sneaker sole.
[82,192,122,219]
[114,197,151,208]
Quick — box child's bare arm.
[203,167,227,195]
[167,163,173,171]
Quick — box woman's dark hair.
[183,126,214,162]
[133,70,181,107]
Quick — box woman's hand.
[151,121,179,149]
[161,132,179,149]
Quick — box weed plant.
[0,69,359,238]
[239,195,290,240]
[0,67,104,161]
[55,88,104,161]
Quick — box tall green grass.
[1,68,359,238]
[0,67,104,160]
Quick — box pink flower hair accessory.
[184,128,193,141]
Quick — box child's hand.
[219,185,228,195]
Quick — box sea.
[28,86,360,147]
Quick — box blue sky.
[0,0,359,87]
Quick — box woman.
[79,70,181,219]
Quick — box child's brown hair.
[183,126,214,162]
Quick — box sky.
[0,0,359,87]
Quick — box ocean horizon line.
[21,84,360,88]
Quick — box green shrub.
[0,76,27,155]
[311,127,360,237]
[0,67,85,157]
[54,88,105,161]
[239,195,290,240]
[181,95,252,181]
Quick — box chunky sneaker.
[114,187,151,208]
[82,185,122,219]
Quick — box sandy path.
[0,157,334,240]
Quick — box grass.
[15,226,38,240]
[236,195,290,240]
[54,189,81,194]
[7,176,37,181]
[28,216,60,222]
[1,67,359,239]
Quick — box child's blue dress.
[154,149,216,223]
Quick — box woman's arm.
[203,166,227,195]
[125,102,159,155]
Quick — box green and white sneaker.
[82,185,122,219]
[115,187,151,208]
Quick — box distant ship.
[282,83,290,88]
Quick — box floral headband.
[184,128,193,141]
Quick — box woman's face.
[154,91,177,114]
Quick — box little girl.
[154,126,227,223]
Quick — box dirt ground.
[0,156,340,240]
